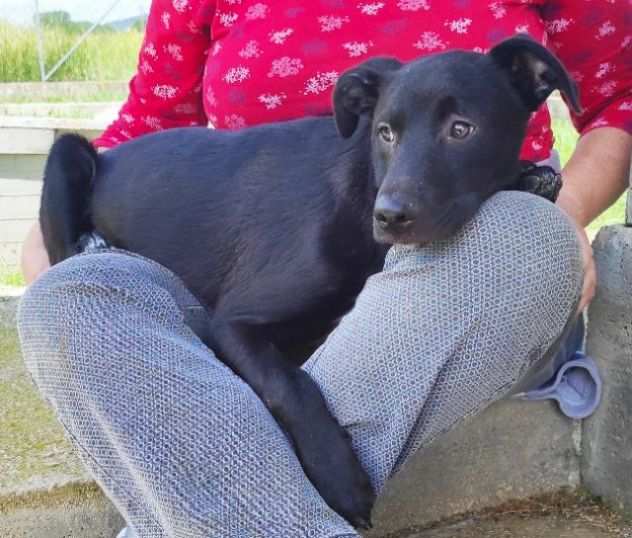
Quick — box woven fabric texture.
[18,191,581,538]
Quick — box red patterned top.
[94,0,632,162]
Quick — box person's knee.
[378,191,582,355]
[470,190,583,309]
[390,190,581,298]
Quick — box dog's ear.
[333,57,403,138]
[490,34,582,114]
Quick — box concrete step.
[0,82,127,103]
[0,178,41,271]
[0,116,106,183]
[400,496,630,538]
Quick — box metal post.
[33,0,46,82]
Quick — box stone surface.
[0,102,119,119]
[0,81,127,102]
[0,484,123,538]
[0,322,122,537]
[0,327,88,497]
[369,399,580,536]
[401,513,626,538]
[0,178,41,270]
[583,225,632,517]
[0,288,22,330]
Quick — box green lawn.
[0,19,142,83]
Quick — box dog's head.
[332,34,581,245]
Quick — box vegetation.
[0,14,143,82]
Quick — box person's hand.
[21,221,50,285]
[556,192,597,313]
[569,216,597,313]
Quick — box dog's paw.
[515,163,563,202]
[297,421,375,529]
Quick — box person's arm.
[541,0,632,310]
[93,0,215,149]
[557,128,632,312]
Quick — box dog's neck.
[324,117,387,267]
[329,116,376,204]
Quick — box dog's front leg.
[204,318,375,529]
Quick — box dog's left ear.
[490,34,582,114]
[333,57,403,138]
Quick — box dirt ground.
[392,495,632,538]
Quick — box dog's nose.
[374,196,415,228]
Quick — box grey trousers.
[18,191,582,538]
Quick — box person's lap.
[17,191,582,537]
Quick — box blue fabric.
[516,317,603,419]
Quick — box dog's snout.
[373,196,415,228]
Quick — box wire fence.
[0,0,148,82]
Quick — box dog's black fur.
[39,35,580,528]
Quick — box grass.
[0,19,142,82]
[0,327,86,489]
[0,270,25,287]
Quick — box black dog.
[39,35,580,528]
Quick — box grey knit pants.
[17,191,582,538]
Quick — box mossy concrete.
[583,225,632,518]
[0,321,123,536]
[0,327,87,494]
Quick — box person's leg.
[18,250,358,538]
[18,190,581,536]
[304,190,582,493]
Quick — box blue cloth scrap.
[513,318,603,419]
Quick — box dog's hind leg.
[204,317,375,529]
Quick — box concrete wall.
[582,225,632,516]
[0,82,127,102]
[0,117,106,269]
[370,400,580,535]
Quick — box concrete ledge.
[0,116,105,183]
[0,102,120,119]
[0,82,127,102]
[0,287,22,330]
[583,225,632,516]
[370,399,580,535]
[0,115,108,134]
[0,482,122,538]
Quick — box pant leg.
[304,191,583,493]
[17,250,358,538]
[18,190,581,537]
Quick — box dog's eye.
[450,121,474,140]
[377,124,395,144]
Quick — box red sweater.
[95,0,631,162]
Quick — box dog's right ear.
[333,57,403,138]
[490,34,582,114]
